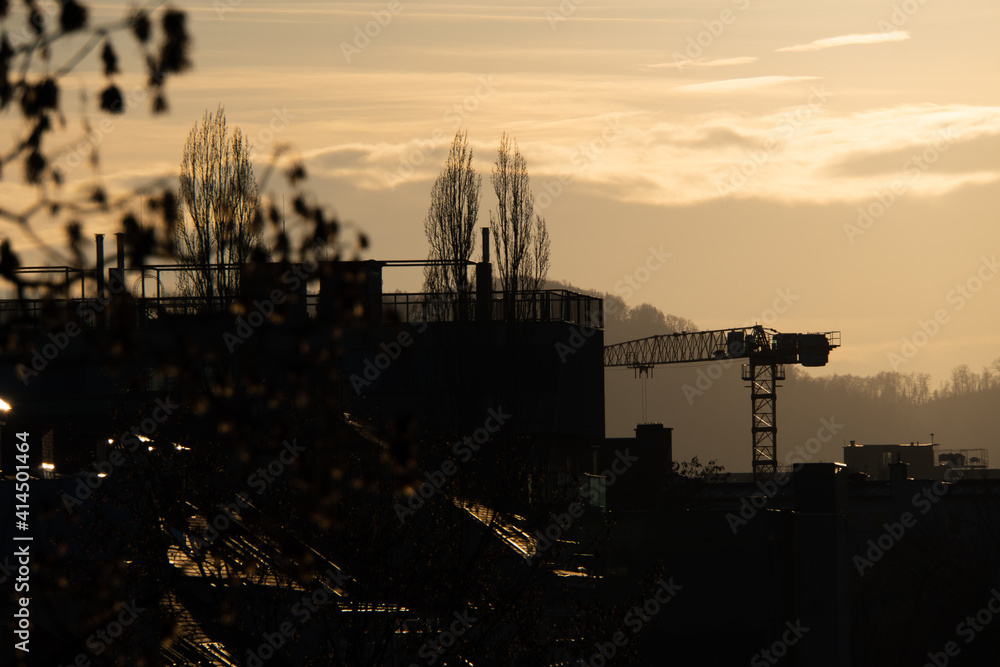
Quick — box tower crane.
[604,326,840,481]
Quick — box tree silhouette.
[176,105,263,304]
[423,130,481,296]
[489,133,550,317]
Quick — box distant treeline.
[790,362,1000,405]
[557,278,997,411]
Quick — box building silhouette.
[1,233,999,665]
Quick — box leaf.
[287,162,306,185]
[20,79,59,117]
[130,10,151,43]
[159,10,191,74]
[59,0,88,34]
[101,41,119,77]
[293,196,309,219]
[153,92,168,114]
[99,85,124,114]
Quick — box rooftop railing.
[381,290,603,328]
[0,264,604,330]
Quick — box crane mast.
[604,325,840,480]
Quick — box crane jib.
[602,326,841,481]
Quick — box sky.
[2,0,999,387]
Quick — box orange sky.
[1,0,998,388]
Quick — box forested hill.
[544,279,697,342]
[554,281,1000,473]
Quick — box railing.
[381,290,603,327]
[13,266,89,298]
[0,265,604,330]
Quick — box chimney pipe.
[95,234,105,298]
[476,227,492,323]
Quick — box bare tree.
[423,130,481,296]
[489,134,550,317]
[177,105,262,304]
[527,214,550,292]
[951,363,975,396]
[490,133,534,297]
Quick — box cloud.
[675,75,819,94]
[776,31,910,53]
[641,56,757,71]
[299,101,1000,209]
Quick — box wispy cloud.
[776,31,910,53]
[641,56,757,71]
[676,75,819,94]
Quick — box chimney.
[116,232,125,272]
[476,227,492,323]
[95,234,105,298]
